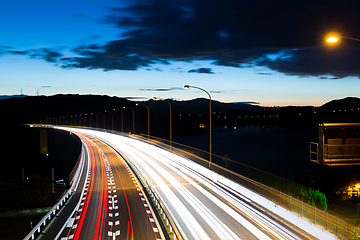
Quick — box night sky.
[1,0,360,106]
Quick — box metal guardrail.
[310,142,318,163]
[23,144,85,240]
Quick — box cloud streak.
[188,68,214,74]
[140,87,184,92]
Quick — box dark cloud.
[140,87,184,91]
[64,0,360,77]
[257,72,272,75]
[0,46,12,56]
[61,54,155,71]
[8,50,28,55]
[30,49,62,63]
[41,86,51,88]
[188,68,214,74]
[233,102,260,105]
[6,48,62,63]
[255,47,360,78]
[123,96,148,100]
[5,0,360,77]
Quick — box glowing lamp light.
[326,32,342,44]
[327,37,339,43]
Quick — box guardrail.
[310,142,318,163]
[23,144,85,240]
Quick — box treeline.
[245,171,328,211]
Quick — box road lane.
[62,128,307,240]
[55,132,163,240]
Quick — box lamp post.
[136,103,150,139]
[153,97,172,147]
[326,32,360,44]
[113,109,123,132]
[90,113,93,128]
[106,110,114,131]
[123,106,135,134]
[184,85,212,169]
[96,112,105,129]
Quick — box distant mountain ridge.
[320,97,360,110]
[0,94,359,136]
[0,95,27,100]
[140,97,262,115]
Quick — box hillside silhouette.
[1,94,360,135]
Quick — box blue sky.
[1,0,360,106]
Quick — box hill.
[1,94,360,134]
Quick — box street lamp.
[90,113,93,128]
[123,106,135,134]
[96,112,105,130]
[184,85,212,169]
[153,97,172,147]
[136,103,150,139]
[326,32,360,44]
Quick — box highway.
[54,131,164,240]
[55,127,336,240]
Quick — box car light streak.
[140,148,300,240]
[57,127,332,240]
[125,147,211,240]
[110,151,134,239]
[73,135,96,240]
[100,134,286,239]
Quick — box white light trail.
[55,127,335,240]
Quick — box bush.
[245,171,328,211]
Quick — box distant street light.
[90,113,93,128]
[326,32,360,44]
[136,103,150,139]
[153,97,172,147]
[123,106,135,134]
[184,85,212,169]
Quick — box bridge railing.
[23,144,85,240]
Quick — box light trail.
[55,127,314,240]
[51,129,162,240]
